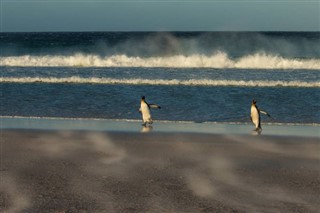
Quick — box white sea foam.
[1,52,320,69]
[1,76,319,88]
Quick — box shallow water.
[1,117,319,137]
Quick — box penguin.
[250,99,271,131]
[139,96,161,126]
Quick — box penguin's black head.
[141,96,146,100]
[252,99,257,105]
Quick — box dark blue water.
[1,32,319,124]
[1,82,319,124]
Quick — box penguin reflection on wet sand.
[139,96,161,126]
[250,99,271,131]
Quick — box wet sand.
[1,128,319,212]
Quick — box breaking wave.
[1,52,320,69]
[1,77,319,88]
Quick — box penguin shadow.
[141,125,153,133]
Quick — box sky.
[1,0,319,32]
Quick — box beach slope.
[1,129,319,212]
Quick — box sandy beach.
[1,118,320,212]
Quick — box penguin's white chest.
[251,105,260,128]
[141,102,151,122]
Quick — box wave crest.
[1,52,320,69]
[1,77,319,88]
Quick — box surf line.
[1,77,319,88]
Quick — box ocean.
[1,32,319,125]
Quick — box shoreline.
[1,116,319,137]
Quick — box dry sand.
[1,129,319,212]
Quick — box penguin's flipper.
[149,104,161,109]
[260,110,271,117]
